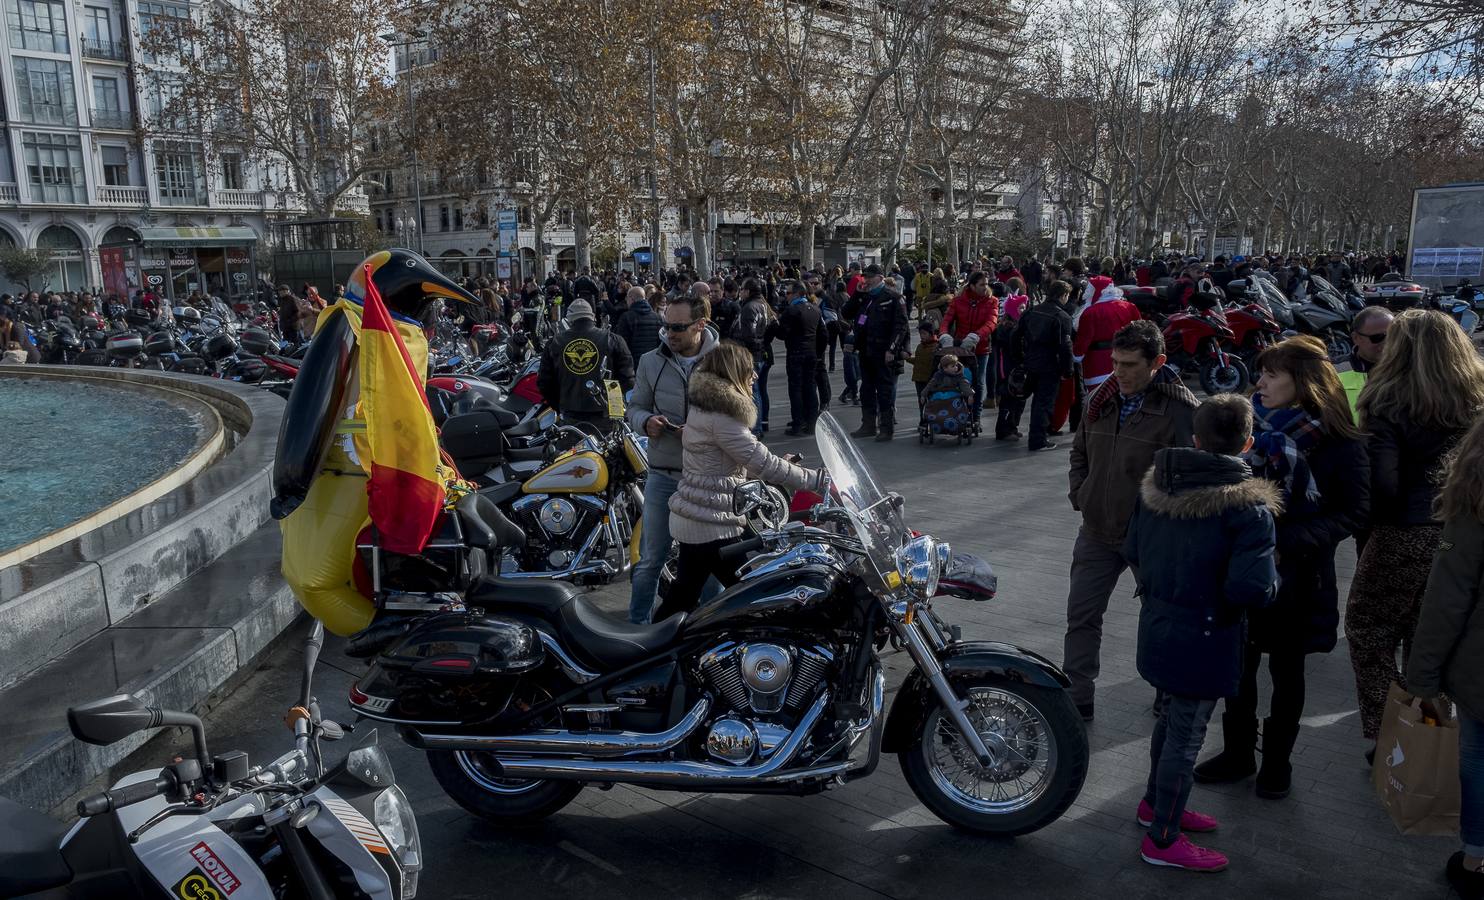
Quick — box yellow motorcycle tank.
[523,450,609,493]
[622,431,648,475]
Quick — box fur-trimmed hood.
[1140,447,1283,519]
[688,370,756,424]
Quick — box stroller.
[918,346,978,445]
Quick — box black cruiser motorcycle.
[348,413,1088,835]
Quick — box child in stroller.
[919,349,976,444]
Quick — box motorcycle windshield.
[814,412,910,586]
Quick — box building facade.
[0,0,307,298]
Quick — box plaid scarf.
[1085,364,1193,423]
[1244,396,1324,504]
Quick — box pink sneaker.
[1137,799,1219,832]
[1140,834,1229,872]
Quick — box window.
[439,204,450,232]
[82,6,110,42]
[101,145,128,185]
[137,1,187,64]
[556,207,573,227]
[517,205,531,226]
[22,131,84,203]
[91,75,119,111]
[220,153,242,190]
[154,143,203,205]
[8,0,68,53]
[453,206,463,231]
[146,74,189,131]
[14,58,77,125]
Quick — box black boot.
[1193,713,1258,784]
[875,415,895,441]
[851,416,877,438]
[1256,717,1299,799]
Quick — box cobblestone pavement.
[78,365,1460,898]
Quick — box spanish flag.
[358,264,443,554]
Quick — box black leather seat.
[505,416,539,438]
[478,480,524,507]
[466,576,582,615]
[0,795,72,895]
[558,599,686,668]
[464,576,683,668]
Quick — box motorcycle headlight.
[374,786,422,897]
[893,534,947,600]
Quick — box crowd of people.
[513,251,1483,890]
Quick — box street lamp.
[380,30,429,255]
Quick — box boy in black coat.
[1124,394,1280,872]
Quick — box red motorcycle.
[1161,303,1250,395]
[1225,300,1281,375]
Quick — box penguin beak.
[421,280,480,307]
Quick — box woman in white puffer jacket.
[657,342,827,620]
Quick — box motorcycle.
[1161,299,1250,394]
[347,413,1089,836]
[1290,284,1354,363]
[440,410,647,584]
[1223,295,1283,374]
[0,623,422,899]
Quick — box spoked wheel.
[1323,331,1353,365]
[899,682,1088,835]
[426,683,581,825]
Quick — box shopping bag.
[1372,682,1460,835]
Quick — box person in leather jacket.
[841,264,909,440]
[537,299,635,431]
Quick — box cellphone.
[662,421,682,433]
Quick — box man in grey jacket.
[627,293,719,622]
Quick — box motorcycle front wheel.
[1323,330,1353,364]
[1198,355,1248,395]
[899,681,1087,836]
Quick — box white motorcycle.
[0,623,423,899]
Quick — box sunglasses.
[1355,331,1387,345]
[664,320,700,333]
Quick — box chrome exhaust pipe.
[410,697,711,757]
[475,691,832,786]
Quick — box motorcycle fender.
[881,641,1070,754]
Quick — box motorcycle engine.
[698,642,833,765]
[507,493,605,571]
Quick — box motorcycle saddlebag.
[350,612,545,726]
[105,332,144,359]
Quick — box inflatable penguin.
[272,249,480,636]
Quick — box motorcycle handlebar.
[78,772,174,817]
[719,535,765,563]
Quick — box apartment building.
[0,0,307,298]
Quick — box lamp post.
[1130,79,1156,257]
[380,30,428,255]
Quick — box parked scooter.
[0,623,422,899]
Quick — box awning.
[139,226,259,246]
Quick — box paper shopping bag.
[1372,682,1461,835]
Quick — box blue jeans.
[967,354,988,417]
[628,470,721,623]
[1461,710,1484,856]
[1143,691,1218,845]
[752,359,771,433]
[843,351,860,395]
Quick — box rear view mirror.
[68,694,156,746]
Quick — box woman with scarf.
[1194,335,1368,800]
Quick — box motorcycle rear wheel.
[899,681,1087,836]
[427,750,581,825]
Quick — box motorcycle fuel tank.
[681,564,844,635]
[523,450,609,493]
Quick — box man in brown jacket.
[1064,320,1199,720]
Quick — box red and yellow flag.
[358,264,443,554]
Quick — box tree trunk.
[882,198,899,270]
[942,171,958,268]
[533,218,547,278]
[690,205,710,279]
[798,216,816,270]
[574,205,591,273]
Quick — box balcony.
[81,38,128,62]
[0,184,17,203]
[99,185,147,205]
[214,189,262,209]
[89,107,131,129]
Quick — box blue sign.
[634,251,652,264]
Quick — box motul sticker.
[189,841,240,894]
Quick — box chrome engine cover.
[705,715,758,765]
[538,497,579,534]
[739,644,792,714]
[699,642,832,717]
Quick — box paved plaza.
[67,369,1459,899]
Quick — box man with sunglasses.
[1341,306,1394,417]
[626,294,720,623]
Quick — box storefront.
[102,226,261,304]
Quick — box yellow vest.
[1338,369,1366,421]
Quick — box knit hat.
[566,299,595,322]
